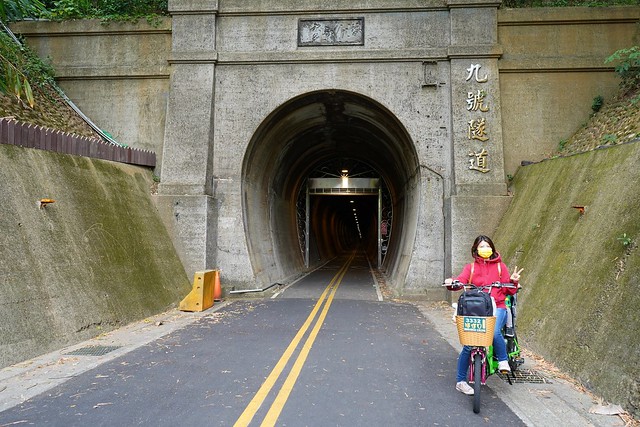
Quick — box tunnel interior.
[299,158,394,266]
[242,90,421,288]
[309,194,378,260]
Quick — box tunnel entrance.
[242,90,422,290]
[296,159,392,268]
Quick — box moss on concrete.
[0,145,190,368]
[493,142,640,417]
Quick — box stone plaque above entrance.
[298,18,364,46]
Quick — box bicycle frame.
[483,293,523,382]
[469,346,489,384]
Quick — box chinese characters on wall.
[298,18,365,46]
[465,64,491,173]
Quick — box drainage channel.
[64,345,122,357]
[498,369,551,384]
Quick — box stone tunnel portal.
[242,90,422,290]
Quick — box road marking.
[260,258,351,426]
[234,254,354,427]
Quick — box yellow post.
[179,270,216,312]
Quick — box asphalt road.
[0,253,526,426]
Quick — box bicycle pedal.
[516,358,525,366]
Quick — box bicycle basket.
[455,315,496,347]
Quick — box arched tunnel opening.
[242,90,422,291]
[299,158,393,266]
[308,193,379,261]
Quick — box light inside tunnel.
[307,189,379,261]
[242,89,421,288]
[299,159,387,266]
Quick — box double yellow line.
[234,254,355,427]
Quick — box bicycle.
[445,281,524,413]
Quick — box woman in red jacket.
[444,235,522,396]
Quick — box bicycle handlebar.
[442,280,518,289]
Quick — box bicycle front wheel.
[473,353,482,413]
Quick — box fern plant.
[605,46,640,96]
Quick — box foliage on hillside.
[41,0,167,24]
[556,45,640,157]
[0,31,99,138]
[0,0,46,22]
[503,0,638,7]
[1,0,167,23]
[556,89,640,156]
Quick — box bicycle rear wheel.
[473,353,482,413]
[506,334,521,372]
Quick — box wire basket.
[455,315,496,347]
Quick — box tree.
[0,0,47,22]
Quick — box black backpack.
[455,262,496,317]
[457,288,494,316]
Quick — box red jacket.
[449,253,517,309]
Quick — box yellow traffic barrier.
[179,270,217,312]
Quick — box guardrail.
[0,118,156,167]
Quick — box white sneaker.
[456,381,474,395]
[498,360,511,372]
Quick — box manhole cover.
[498,369,551,384]
[64,345,121,357]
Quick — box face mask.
[477,247,493,259]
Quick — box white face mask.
[477,247,493,259]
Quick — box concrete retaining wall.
[8,19,172,171]
[499,7,640,176]
[0,145,190,368]
[494,141,640,418]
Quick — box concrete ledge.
[9,18,171,35]
[216,48,450,64]
[499,58,615,73]
[169,0,219,14]
[499,6,640,25]
[448,44,503,58]
[448,0,501,8]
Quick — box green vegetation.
[0,0,167,24]
[3,0,636,23]
[618,233,633,247]
[503,0,638,6]
[43,0,168,24]
[554,45,639,156]
[0,31,96,136]
[0,0,47,22]
[558,139,569,151]
[591,95,604,113]
[606,46,640,102]
[0,31,55,108]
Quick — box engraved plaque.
[298,18,364,46]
